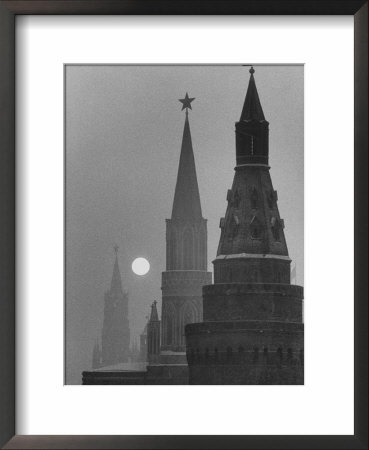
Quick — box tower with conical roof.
[147,301,160,363]
[101,245,130,366]
[161,94,212,356]
[185,68,304,384]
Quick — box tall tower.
[147,301,160,364]
[161,94,212,354]
[185,68,304,384]
[101,245,130,366]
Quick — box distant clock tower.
[101,246,130,366]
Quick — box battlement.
[185,319,304,385]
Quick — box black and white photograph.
[65,64,304,385]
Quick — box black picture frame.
[0,1,367,449]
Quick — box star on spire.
[113,244,119,255]
[179,92,195,111]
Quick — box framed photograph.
[0,1,367,448]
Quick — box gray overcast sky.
[66,65,304,384]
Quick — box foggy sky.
[66,65,304,384]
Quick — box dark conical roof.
[171,113,202,220]
[150,301,159,322]
[239,68,265,122]
[110,250,123,295]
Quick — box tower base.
[185,320,304,385]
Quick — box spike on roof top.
[110,246,123,295]
[239,66,265,122]
[171,111,203,220]
[149,300,159,322]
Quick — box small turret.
[147,301,160,364]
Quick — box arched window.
[205,348,209,360]
[238,346,244,353]
[214,347,218,360]
[263,347,268,359]
[183,228,193,269]
[183,307,194,328]
[226,346,233,361]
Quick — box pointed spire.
[239,67,265,122]
[149,300,159,322]
[171,99,202,220]
[110,244,123,295]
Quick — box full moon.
[131,257,150,276]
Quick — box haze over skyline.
[66,65,304,384]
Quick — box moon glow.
[132,257,150,276]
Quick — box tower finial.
[149,300,159,321]
[114,244,119,255]
[239,66,265,122]
[179,92,195,112]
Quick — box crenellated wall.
[185,320,304,384]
